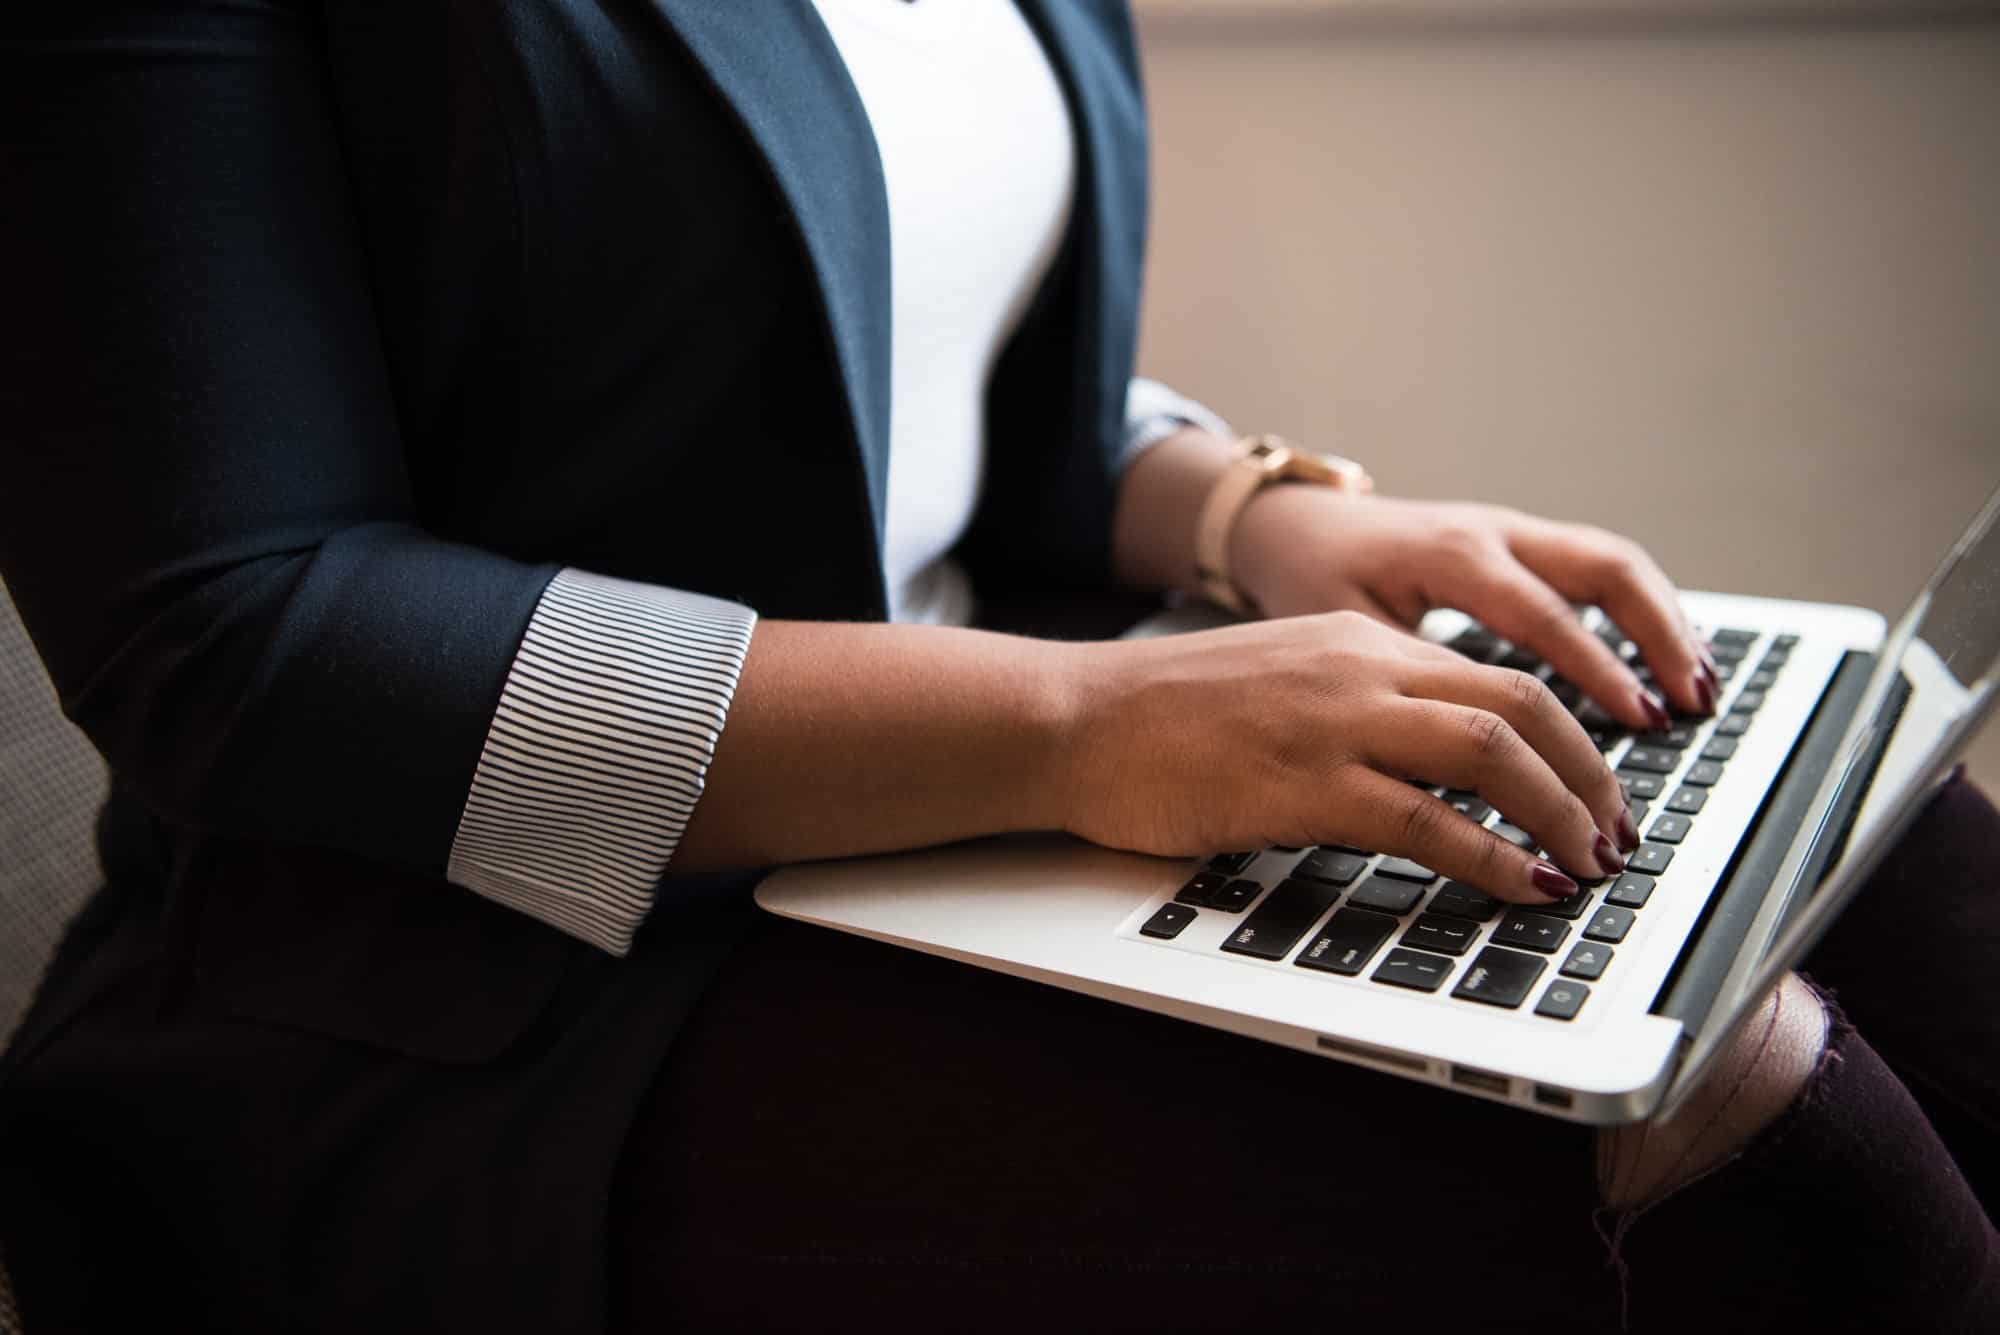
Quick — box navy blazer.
[0,3,1148,1329]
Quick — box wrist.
[1228,482,1364,618]
[1111,426,1238,596]
[1032,638,1096,836]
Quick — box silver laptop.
[758,487,2000,1124]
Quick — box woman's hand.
[1061,611,1637,903]
[1229,486,1719,732]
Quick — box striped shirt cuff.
[446,568,757,955]
[1120,377,1233,473]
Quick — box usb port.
[1533,1084,1574,1110]
[1450,1065,1510,1097]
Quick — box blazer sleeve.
[0,4,751,955]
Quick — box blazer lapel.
[1013,0,1149,472]
[643,1,1148,576]
[644,0,894,557]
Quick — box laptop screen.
[1676,484,2000,1101]
[1815,483,2000,895]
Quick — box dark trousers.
[612,775,2000,1333]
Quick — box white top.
[810,0,1077,625]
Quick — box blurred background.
[1131,0,2000,789]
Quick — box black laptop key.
[1222,877,1342,961]
[1346,875,1426,916]
[1729,690,1766,714]
[1490,821,1538,851]
[1774,633,1799,649]
[1637,724,1699,751]
[1666,786,1708,814]
[1535,980,1590,1020]
[1375,857,1439,883]
[1710,628,1759,646]
[1297,908,1398,975]
[1586,725,1621,752]
[1627,843,1675,875]
[1760,647,1792,668]
[1560,942,1613,979]
[1584,905,1636,943]
[1701,737,1739,763]
[1373,947,1456,993]
[1401,913,1481,957]
[1715,713,1751,737]
[1575,699,1618,730]
[1452,947,1546,1008]
[1539,889,1594,921]
[1211,878,1263,913]
[1548,678,1582,709]
[1747,669,1779,691]
[1141,903,1197,939]
[1618,770,1666,800]
[1628,799,1651,827]
[1712,660,1737,683]
[1429,883,1501,922]
[1207,851,1256,875]
[1605,873,1655,909]
[1647,813,1693,845]
[1295,848,1368,886]
[1496,648,1543,675]
[1175,872,1227,908]
[1682,761,1725,788]
[1442,790,1494,823]
[1620,746,1679,775]
[1449,628,1502,662]
[1709,641,1750,664]
[1493,910,1570,954]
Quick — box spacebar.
[1221,877,1340,961]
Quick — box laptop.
[757,486,2000,1124]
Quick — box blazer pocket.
[190,839,572,1064]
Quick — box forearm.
[671,620,1083,872]
[1110,425,1236,597]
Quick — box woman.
[0,2,1993,1330]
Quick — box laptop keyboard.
[1137,619,1800,1023]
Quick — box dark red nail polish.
[1616,806,1641,852]
[1695,673,1717,715]
[1593,832,1625,876]
[1638,690,1671,731]
[1530,861,1578,900]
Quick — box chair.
[0,578,111,1335]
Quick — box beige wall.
[1134,10,2000,789]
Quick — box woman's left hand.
[1228,484,1720,733]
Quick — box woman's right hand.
[1060,610,1640,905]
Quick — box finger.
[1399,660,1637,851]
[1510,523,1715,716]
[1328,766,1584,906]
[1342,587,1412,631]
[1361,697,1625,880]
[1452,554,1667,733]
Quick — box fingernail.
[1694,673,1717,715]
[1593,832,1625,876]
[1530,861,1578,900]
[1616,805,1641,852]
[1637,689,1671,731]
